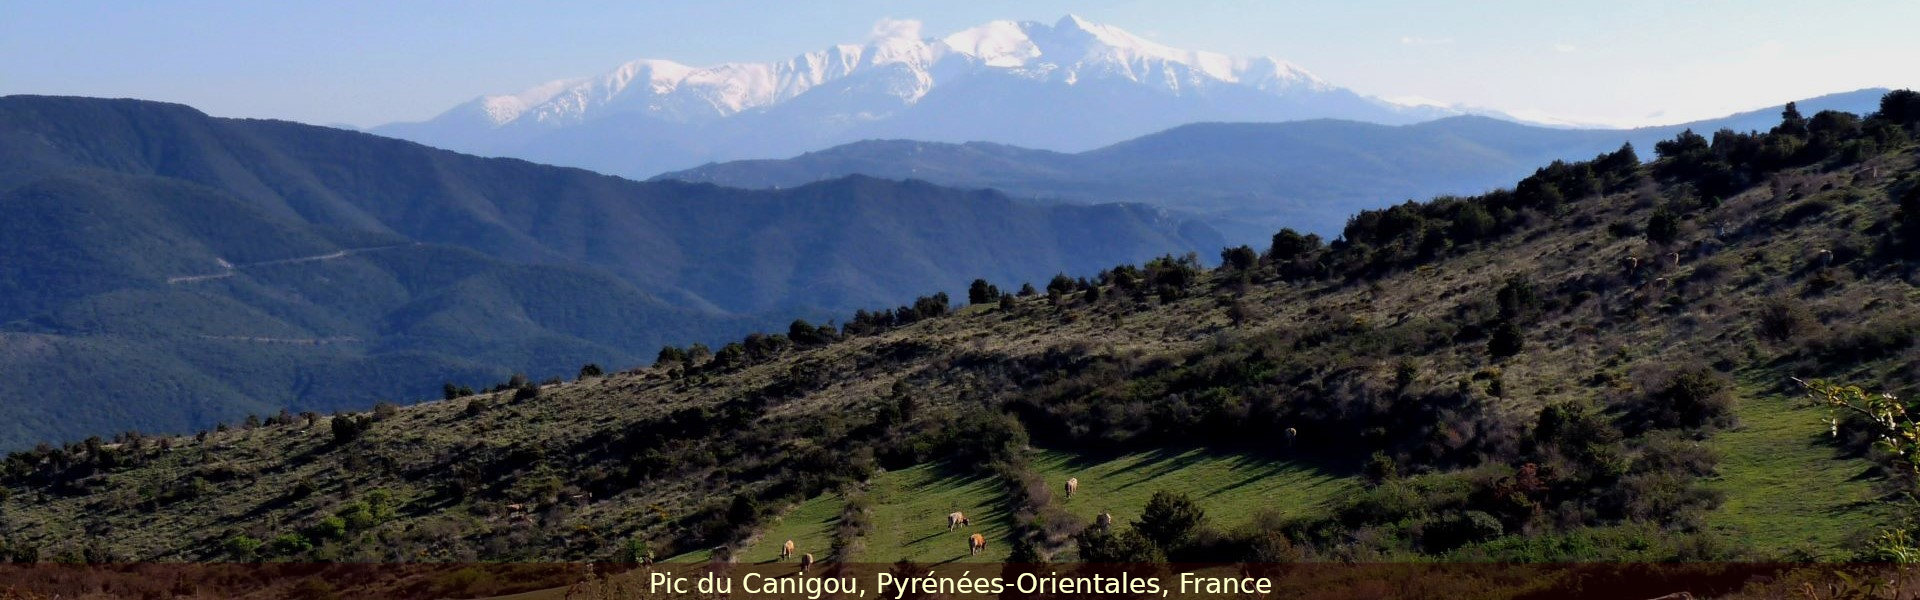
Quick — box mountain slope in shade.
[372,15,1461,178]
[0,95,1221,448]
[657,88,1890,241]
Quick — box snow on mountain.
[374,15,1477,177]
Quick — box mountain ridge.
[0,94,1222,448]
[656,88,1891,241]
[370,15,1471,177]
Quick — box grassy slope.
[1029,448,1358,537]
[1704,381,1887,554]
[693,448,1360,564]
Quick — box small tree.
[656,345,687,366]
[330,414,371,444]
[1494,275,1539,321]
[578,363,604,379]
[1267,228,1321,262]
[268,533,314,556]
[1132,490,1205,552]
[1896,184,1920,259]
[968,279,999,305]
[619,537,653,563]
[224,535,262,560]
[1488,320,1524,359]
[1646,206,1680,245]
[1219,245,1258,271]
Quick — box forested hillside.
[659,89,1887,241]
[0,96,1221,448]
[4,91,1916,569]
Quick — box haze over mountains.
[0,95,1219,448]
[373,15,1470,178]
[659,89,1890,240]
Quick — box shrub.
[1421,510,1504,552]
[223,535,262,559]
[1267,228,1321,262]
[307,516,348,541]
[1646,207,1680,244]
[1220,246,1258,271]
[1364,451,1399,484]
[268,533,313,556]
[968,279,1000,305]
[618,537,652,563]
[441,383,474,400]
[1627,366,1735,430]
[1754,296,1815,343]
[578,363,604,379]
[1076,528,1164,563]
[1487,320,1524,359]
[329,414,371,444]
[1133,490,1205,552]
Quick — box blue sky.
[3,0,1916,128]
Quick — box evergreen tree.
[1266,228,1320,262]
[1133,490,1205,552]
[968,279,997,305]
[1646,206,1680,245]
[1219,245,1258,271]
[1488,320,1525,359]
[1896,184,1920,258]
[1774,101,1809,137]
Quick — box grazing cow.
[1095,511,1113,531]
[799,553,814,571]
[781,539,795,560]
[1065,477,1079,500]
[969,533,987,556]
[948,511,970,531]
[1284,427,1298,448]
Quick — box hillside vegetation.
[0,95,1221,447]
[2,91,1919,567]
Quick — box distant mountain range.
[372,15,1480,178]
[0,95,1220,448]
[657,89,1891,240]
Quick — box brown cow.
[781,539,795,560]
[1095,511,1113,531]
[1284,427,1298,448]
[1064,477,1079,500]
[948,511,970,531]
[799,553,814,571]
[969,533,987,556]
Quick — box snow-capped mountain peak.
[447,15,1363,129]
[376,15,1480,177]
